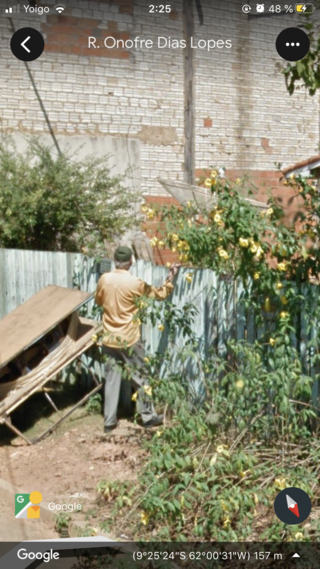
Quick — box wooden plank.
[0,285,93,367]
[0,320,102,417]
[183,0,195,184]
[3,418,32,445]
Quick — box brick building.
[0,0,319,262]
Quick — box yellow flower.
[179,254,189,263]
[131,392,138,402]
[239,237,249,247]
[216,445,224,453]
[91,334,98,342]
[150,237,158,247]
[218,248,229,260]
[171,247,176,253]
[158,324,164,332]
[166,262,171,268]
[253,272,260,280]
[283,180,288,186]
[172,233,179,242]
[187,220,193,227]
[144,357,149,363]
[281,296,288,305]
[144,385,152,396]
[277,262,287,271]
[186,201,191,208]
[211,169,218,178]
[276,282,283,289]
[280,311,289,319]
[141,205,148,213]
[146,209,155,220]
[236,379,244,389]
[295,532,304,540]
[177,240,189,250]
[255,246,264,259]
[204,178,212,188]
[289,174,295,180]
[140,511,149,525]
[158,240,165,248]
[269,338,276,346]
[266,208,273,216]
[275,477,286,490]
[223,516,231,528]
[214,213,223,226]
[156,429,163,437]
[186,273,192,283]
[253,493,259,505]
[250,242,258,254]
[240,469,251,478]
[236,178,241,184]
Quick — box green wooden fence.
[0,249,319,406]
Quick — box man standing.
[95,246,178,432]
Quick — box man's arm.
[141,264,179,300]
[95,277,104,306]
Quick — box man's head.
[114,246,133,270]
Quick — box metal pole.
[8,18,62,156]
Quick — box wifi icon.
[55,4,65,13]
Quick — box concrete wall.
[10,133,141,194]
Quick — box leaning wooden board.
[0,285,93,368]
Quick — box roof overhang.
[282,155,320,179]
[158,178,268,211]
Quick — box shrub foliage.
[0,137,138,253]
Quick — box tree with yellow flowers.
[146,168,320,351]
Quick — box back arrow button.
[21,36,31,53]
[10,27,44,61]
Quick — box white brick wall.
[0,0,319,195]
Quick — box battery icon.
[295,3,315,13]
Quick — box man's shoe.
[143,414,164,429]
[104,424,117,433]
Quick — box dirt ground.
[0,404,149,541]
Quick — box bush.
[0,137,139,254]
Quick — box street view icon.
[274,487,311,525]
[15,491,43,519]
